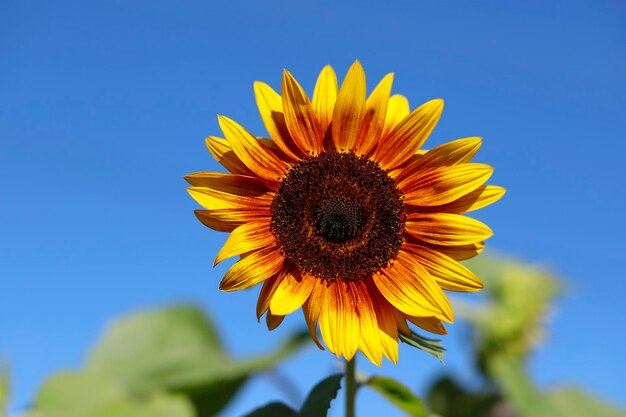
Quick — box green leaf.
[35,372,194,417]
[242,374,342,417]
[425,376,500,417]
[86,305,308,417]
[366,376,428,417]
[546,387,626,417]
[399,331,445,362]
[299,374,343,417]
[491,356,626,417]
[0,365,9,416]
[242,402,296,417]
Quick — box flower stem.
[345,357,357,417]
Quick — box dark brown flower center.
[270,151,405,282]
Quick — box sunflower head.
[186,61,504,365]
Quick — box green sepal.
[399,331,446,362]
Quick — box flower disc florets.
[271,151,406,282]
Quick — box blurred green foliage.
[6,256,626,417]
[243,374,343,417]
[425,255,626,417]
[1,365,8,417]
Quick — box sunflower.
[186,61,504,365]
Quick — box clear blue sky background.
[1,0,625,415]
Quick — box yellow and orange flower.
[186,61,504,365]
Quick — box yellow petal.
[319,279,360,360]
[219,247,284,292]
[405,213,493,246]
[253,82,302,161]
[205,136,254,176]
[256,273,281,320]
[393,137,483,185]
[303,281,325,350]
[312,65,338,135]
[396,250,454,322]
[282,70,323,154]
[266,312,285,330]
[414,137,482,169]
[214,220,275,266]
[400,164,494,207]
[331,61,366,151]
[402,244,483,292]
[367,282,399,363]
[194,209,268,232]
[357,73,394,156]
[184,172,272,197]
[270,268,316,315]
[372,261,442,318]
[436,185,506,214]
[381,95,410,139]
[406,316,448,335]
[218,115,289,182]
[354,282,383,366]
[186,186,272,211]
[377,99,444,170]
[428,242,486,261]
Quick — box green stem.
[345,357,357,417]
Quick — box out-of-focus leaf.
[86,305,308,417]
[242,402,296,417]
[366,376,428,417]
[461,256,560,363]
[546,387,626,417]
[299,374,342,417]
[242,374,341,417]
[426,376,501,417]
[1,365,8,416]
[490,356,626,417]
[35,372,194,417]
[490,356,558,417]
[399,331,445,362]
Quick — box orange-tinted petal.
[282,70,323,154]
[205,136,254,176]
[353,282,383,366]
[256,273,281,320]
[406,137,482,173]
[428,242,486,261]
[372,261,442,318]
[396,250,454,322]
[376,99,444,170]
[266,312,285,330]
[406,315,448,335]
[194,209,268,232]
[218,115,290,183]
[433,185,506,214]
[214,220,275,266]
[331,61,366,151]
[270,268,316,315]
[254,81,302,161]
[399,164,494,207]
[381,95,410,139]
[405,213,493,246]
[312,65,338,136]
[184,172,273,196]
[219,247,284,292]
[303,280,324,349]
[319,279,360,360]
[186,186,272,211]
[402,244,483,292]
[366,282,399,363]
[357,73,394,156]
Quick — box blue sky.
[1,0,625,415]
